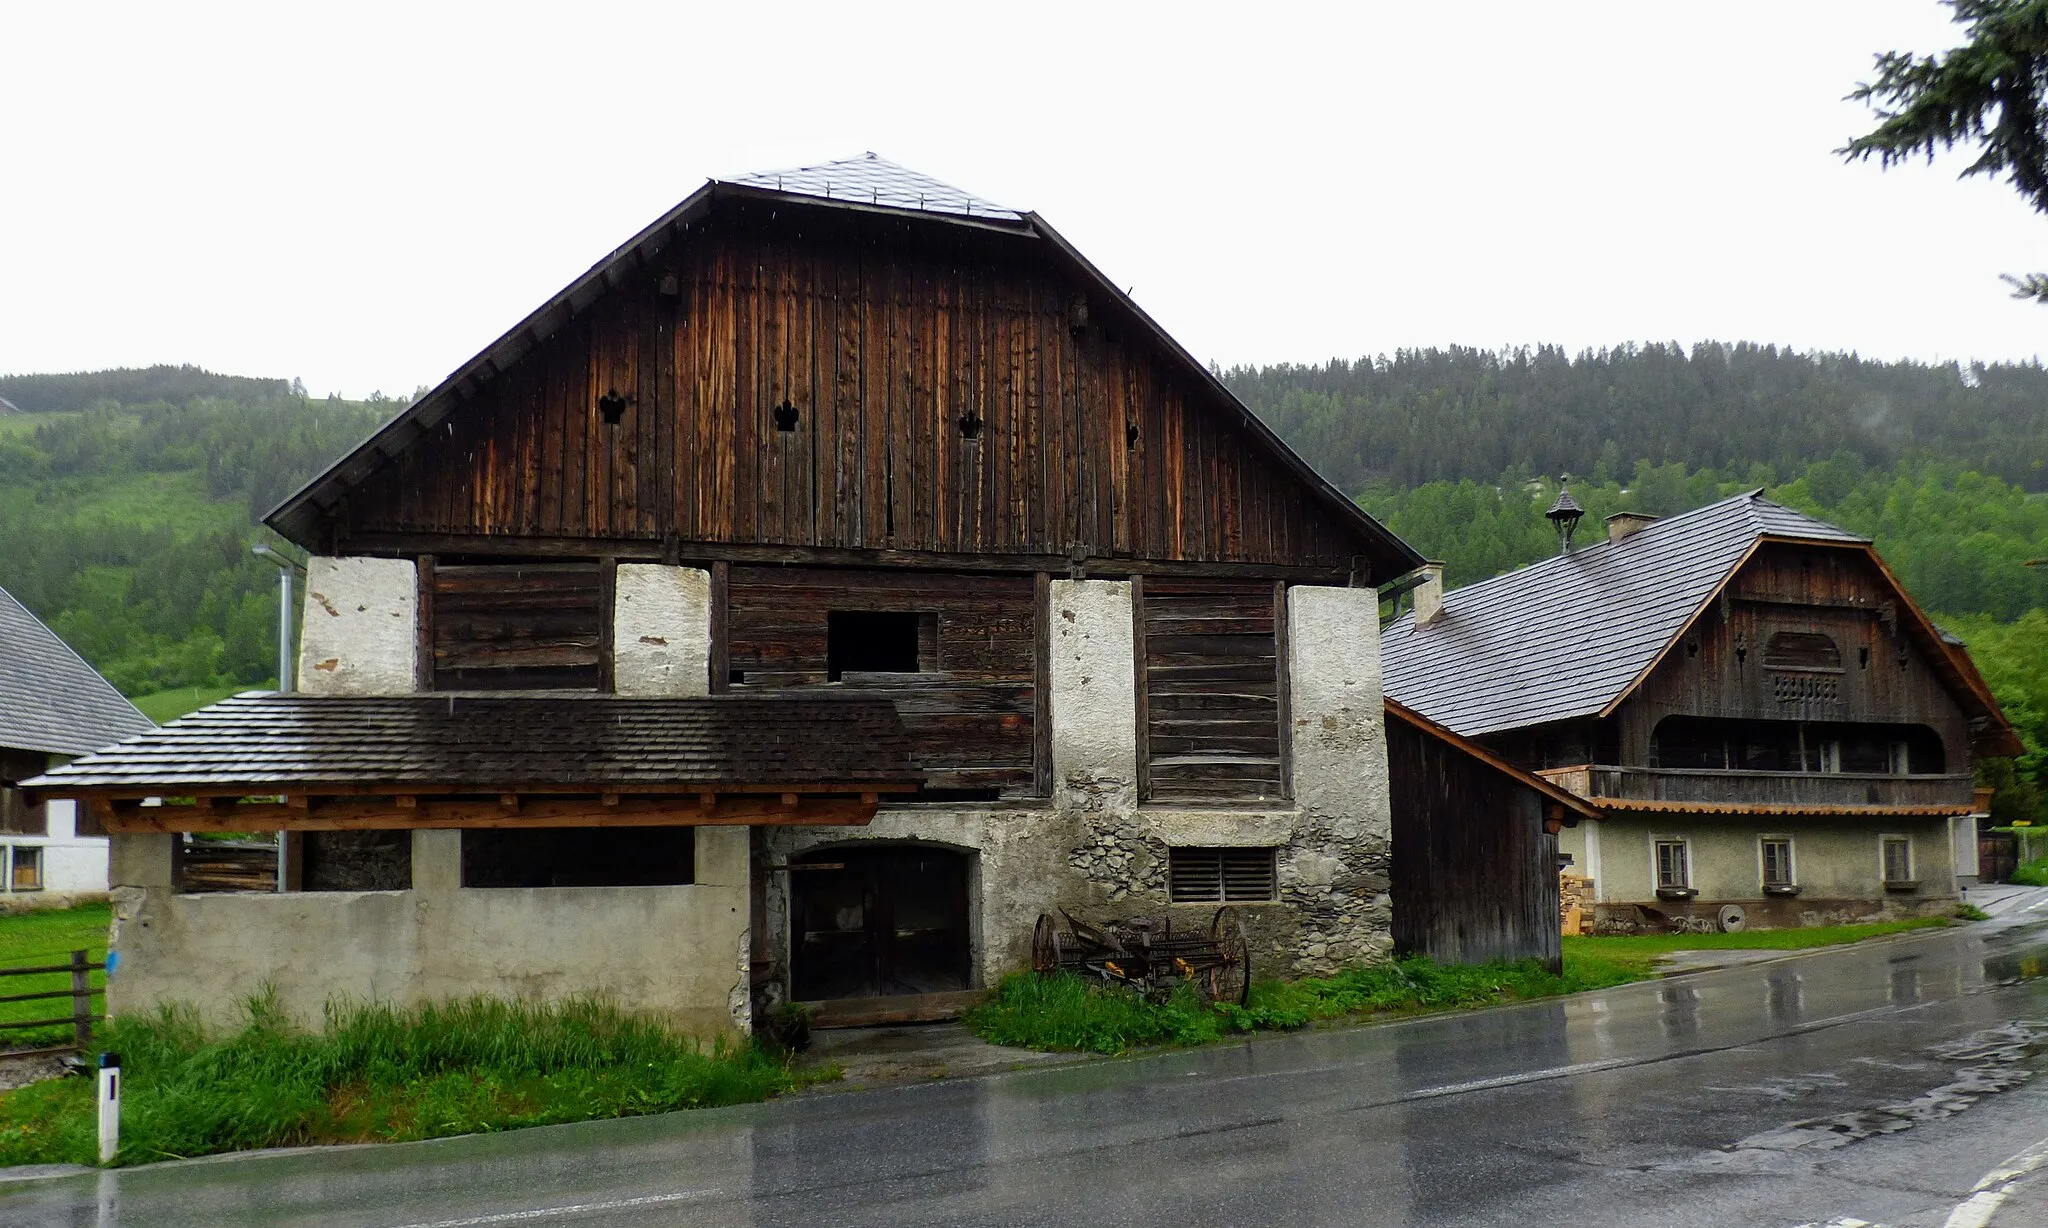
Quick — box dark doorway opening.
[790,845,971,1000]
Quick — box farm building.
[32,155,1434,1036]
[1381,493,2017,933]
[1,583,153,902]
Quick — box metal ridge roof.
[262,155,1420,580]
[26,691,923,795]
[0,583,153,758]
[1380,492,1868,737]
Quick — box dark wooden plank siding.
[333,218,1363,573]
[430,563,604,691]
[1387,717,1562,970]
[1140,578,1284,802]
[724,567,1038,795]
[1625,544,1972,766]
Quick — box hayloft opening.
[826,611,934,680]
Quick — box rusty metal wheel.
[1032,912,1061,974]
[1205,906,1251,1007]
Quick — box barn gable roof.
[1380,492,2015,751]
[0,583,153,757]
[264,154,1420,580]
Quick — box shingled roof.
[27,692,922,797]
[1380,492,1873,737]
[0,583,152,758]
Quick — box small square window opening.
[826,611,936,681]
[8,845,43,892]
[1881,836,1913,885]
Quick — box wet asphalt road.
[5,900,2048,1228]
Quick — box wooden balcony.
[1533,764,1976,812]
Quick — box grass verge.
[0,994,813,1167]
[1561,915,1952,960]
[967,951,1656,1056]
[0,903,109,1049]
[2013,858,2048,887]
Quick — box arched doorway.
[790,845,972,1000]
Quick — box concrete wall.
[613,565,711,697]
[106,825,751,1038]
[1586,812,1957,931]
[762,580,1397,996]
[298,556,417,695]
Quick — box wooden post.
[1131,574,1150,802]
[70,949,91,1049]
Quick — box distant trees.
[0,365,292,413]
[1226,343,2048,495]
[1841,0,2048,299]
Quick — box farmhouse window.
[7,845,42,892]
[1168,847,1277,903]
[826,611,936,681]
[1761,838,1794,888]
[1655,840,1690,890]
[1140,579,1286,803]
[1881,836,1914,886]
[461,827,695,888]
[430,563,604,692]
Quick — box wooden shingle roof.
[0,582,152,757]
[27,692,922,798]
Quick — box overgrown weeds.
[2013,858,2048,887]
[0,992,808,1167]
[967,952,1655,1056]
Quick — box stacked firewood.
[1558,874,1595,936]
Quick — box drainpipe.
[251,545,303,894]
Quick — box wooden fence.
[0,949,103,1054]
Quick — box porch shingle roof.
[26,692,922,796]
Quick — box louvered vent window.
[1168,847,1277,903]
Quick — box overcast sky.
[3,1,2041,399]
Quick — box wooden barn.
[33,156,1424,1035]
[1382,493,2017,934]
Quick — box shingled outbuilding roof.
[1381,493,1877,738]
[27,692,922,798]
[0,583,152,757]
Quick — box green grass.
[0,903,109,1049]
[130,683,248,724]
[967,952,1657,1056]
[2013,858,2048,887]
[0,994,812,1167]
[1561,916,1952,959]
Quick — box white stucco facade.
[1,799,109,904]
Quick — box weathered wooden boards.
[1140,578,1286,802]
[334,218,1358,574]
[431,563,605,690]
[726,567,1037,796]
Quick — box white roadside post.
[97,1052,120,1164]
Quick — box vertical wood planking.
[1131,573,1150,800]
[1034,569,1052,797]
[414,554,436,691]
[709,559,730,693]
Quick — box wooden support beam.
[97,794,880,833]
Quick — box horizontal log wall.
[431,563,604,691]
[1141,578,1285,802]
[725,567,1038,796]
[336,215,1357,571]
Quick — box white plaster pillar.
[1048,579,1139,812]
[612,565,713,696]
[298,556,418,695]
[108,832,174,889]
[1287,585,1392,842]
[411,829,462,894]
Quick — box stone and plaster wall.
[1586,812,1958,932]
[297,556,417,694]
[762,580,1396,993]
[105,558,752,1039]
[106,826,751,1037]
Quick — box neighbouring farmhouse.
[1382,493,2018,933]
[1,584,153,903]
[31,155,1459,1038]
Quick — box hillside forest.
[5,346,2048,814]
